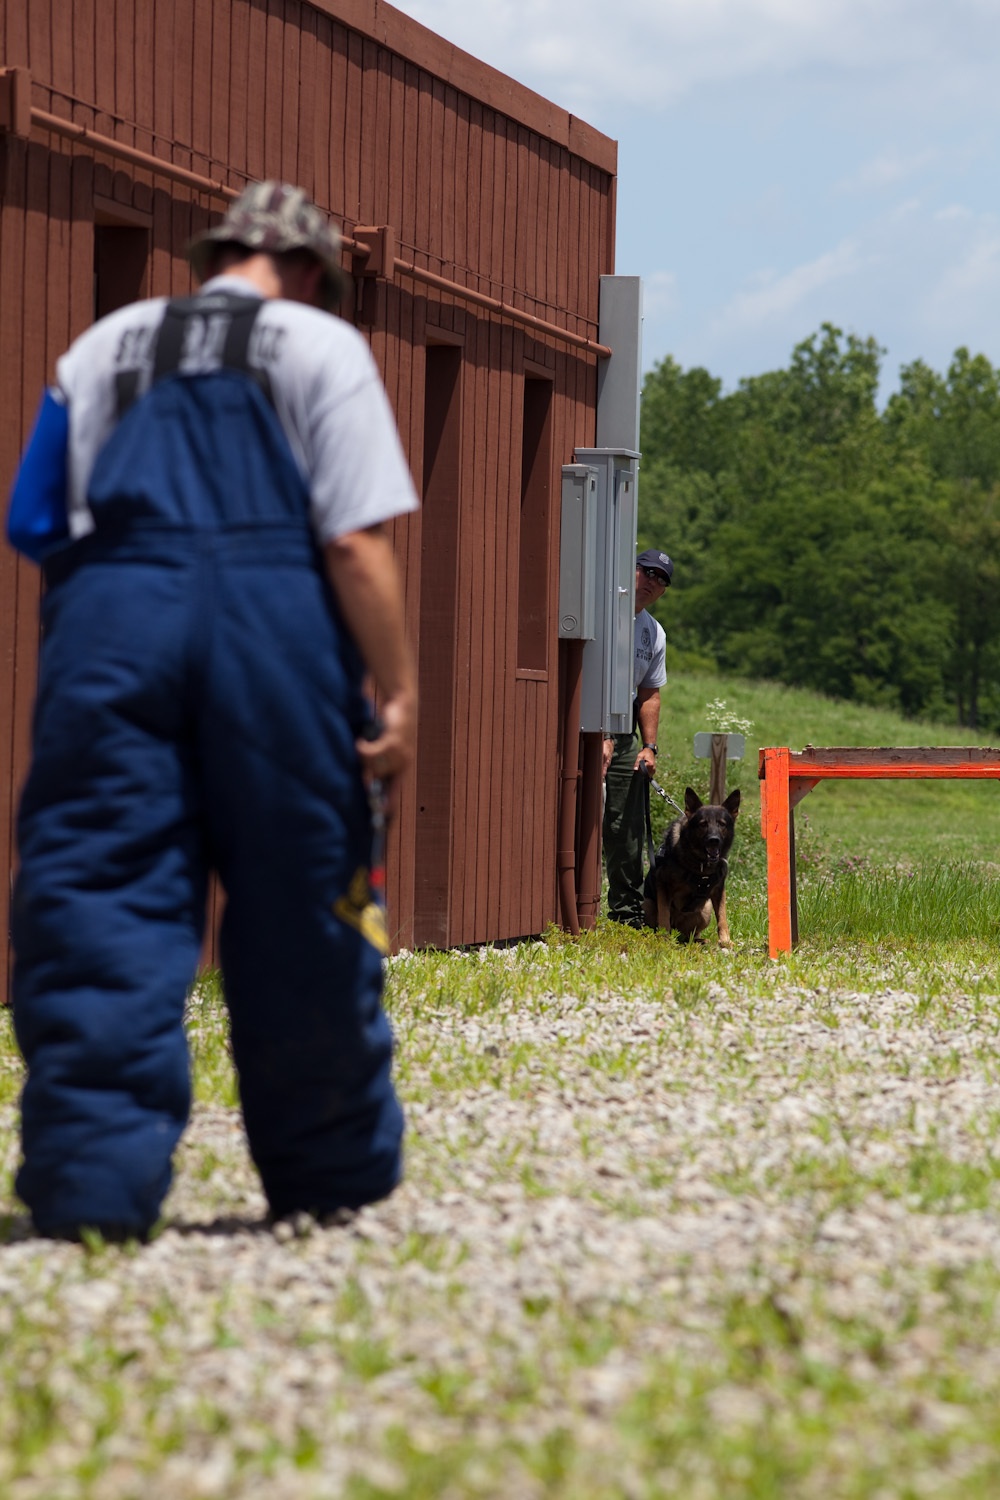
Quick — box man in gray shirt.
[602,548,672,926]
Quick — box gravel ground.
[4,959,1000,1497]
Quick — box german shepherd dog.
[642,787,741,946]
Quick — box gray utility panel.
[573,449,639,734]
[557,449,639,734]
[556,275,643,735]
[558,464,598,641]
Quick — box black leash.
[641,773,685,875]
[649,776,685,815]
[642,774,657,874]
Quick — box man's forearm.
[324,526,413,697]
[324,524,417,777]
[635,691,660,748]
[630,690,661,774]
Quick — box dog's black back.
[642,786,740,944]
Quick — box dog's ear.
[724,788,741,818]
[684,787,702,815]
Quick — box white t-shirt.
[55,275,419,544]
[634,609,667,695]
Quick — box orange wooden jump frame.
[758,746,1000,957]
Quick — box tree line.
[637,324,1000,730]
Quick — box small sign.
[693,732,745,760]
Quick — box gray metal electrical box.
[576,447,640,733]
[562,274,643,734]
[558,464,598,640]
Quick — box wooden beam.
[0,68,32,139]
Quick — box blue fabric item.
[12,367,404,1239]
[7,391,71,561]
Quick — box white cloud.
[391,0,998,115]
[837,149,941,194]
[923,235,1000,332]
[713,239,867,332]
[642,270,679,320]
[727,185,793,235]
[654,200,1000,397]
[392,0,1000,395]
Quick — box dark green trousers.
[602,731,647,926]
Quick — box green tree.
[935,480,1000,728]
[887,348,1000,485]
[636,325,999,726]
[639,356,731,476]
[638,358,731,668]
[886,346,1000,726]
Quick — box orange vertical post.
[760,746,794,958]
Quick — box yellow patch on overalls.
[333,867,389,956]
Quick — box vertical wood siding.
[0,0,616,981]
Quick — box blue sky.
[390,0,1000,401]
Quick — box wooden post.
[694,731,744,800]
[709,733,728,805]
[0,69,32,140]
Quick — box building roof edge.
[308,0,618,175]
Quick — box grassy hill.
[655,671,1000,868]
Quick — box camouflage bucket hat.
[187,181,349,308]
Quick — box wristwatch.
[642,743,658,754]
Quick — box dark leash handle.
[360,717,388,905]
[641,770,657,875]
[638,770,685,877]
[622,762,657,878]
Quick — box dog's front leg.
[714,887,732,948]
[656,890,672,934]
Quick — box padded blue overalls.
[12,292,404,1238]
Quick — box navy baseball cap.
[636,548,673,586]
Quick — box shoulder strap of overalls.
[115,292,274,418]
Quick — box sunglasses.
[639,566,668,584]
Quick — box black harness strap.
[116,293,273,419]
[149,298,193,383]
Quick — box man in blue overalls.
[7,182,419,1240]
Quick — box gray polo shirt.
[634,608,667,694]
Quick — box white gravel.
[4,968,1000,1496]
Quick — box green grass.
[655,670,1000,866]
[4,675,1000,1496]
[649,672,1000,952]
[184,968,240,1107]
[6,929,1000,1495]
[797,862,1000,945]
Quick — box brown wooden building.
[0,0,626,985]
